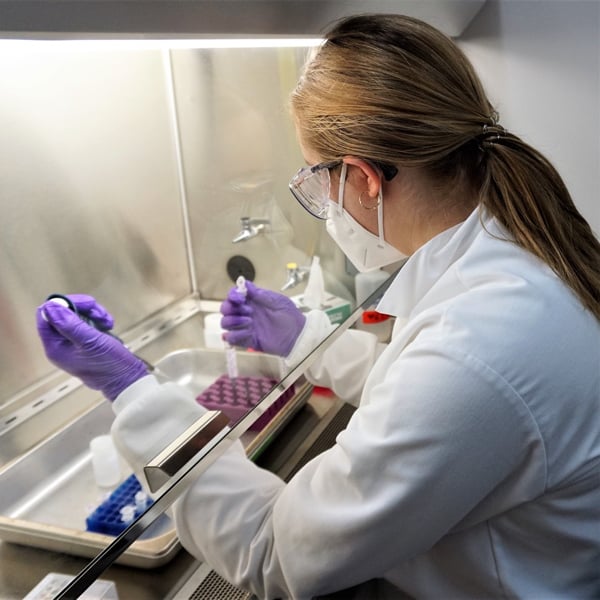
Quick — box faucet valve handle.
[232,217,271,243]
[281,262,309,291]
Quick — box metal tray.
[0,348,309,568]
[153,348,310,458]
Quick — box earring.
[358,191,381,210]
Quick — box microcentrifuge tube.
[135,491,149,512]
[236,275,247,296]
[120,505,136,524]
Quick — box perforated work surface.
[188,570,251,600]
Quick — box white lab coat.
[111,207,600,599]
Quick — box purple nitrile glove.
[220,280,306,357]
[36,298,148,401]
[65,293,115,331]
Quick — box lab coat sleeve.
[285,309,384,406]
[110,342,545,600]
[110,375,210,488]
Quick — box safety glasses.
[288,160,342,220]
[289,159,398,220]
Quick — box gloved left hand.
[36,298,148,401]
[220,280,306,357]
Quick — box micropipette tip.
[226,346,239,380]
[225,276,246,380]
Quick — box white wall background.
[459,0,599,235]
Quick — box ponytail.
[480,132,600,320]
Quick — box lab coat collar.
[377,206,492,320]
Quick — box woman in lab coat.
[37,14,600,600]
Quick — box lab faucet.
[232,217,270,243]
[281,262,310,292]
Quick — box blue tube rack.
[85,474,152,536]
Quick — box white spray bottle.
[303,255,325,310]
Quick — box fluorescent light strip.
[0,37,324,50]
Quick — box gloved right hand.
[220,281,306,357]
[36,297,148,401]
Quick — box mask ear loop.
[335,163,348,217]
[376,187,386,249]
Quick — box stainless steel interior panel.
[169,47,356,301]
[0,46,190,410]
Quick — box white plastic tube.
[89,435,121,488]
[135,491,149,512]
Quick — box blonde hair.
[291,14,600,319]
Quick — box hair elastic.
[479,118,506,150]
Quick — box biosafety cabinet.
[0,1,597,598]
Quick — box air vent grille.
[188,570,251,600]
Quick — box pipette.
[225,276,247,380]
[43,293,162,377]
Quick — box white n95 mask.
[325,164,406,273]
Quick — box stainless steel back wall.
[169,46,349,301]
[0,47,190,409]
